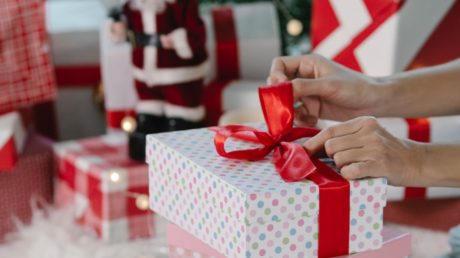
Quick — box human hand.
[161,35,174,49]
[268,54,388,127]
[304,117,424,186]
[110,22,127,43]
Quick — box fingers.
[291,78,329,100]
[304,117,373,155]
[268,54,323,84]
[324,134,364,157]
[340,162,373,180]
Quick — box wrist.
[368,76,399,117]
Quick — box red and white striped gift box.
[0,134,54,241]
[319,117,460,201]
[0,0,56,113]
[0,111,27,171]
[54,133,155,242]
[101,2,281,129]
[311,0,460,76]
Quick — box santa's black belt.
[127,30,162,48]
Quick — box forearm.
[373,59,460,117]
[413,143,460,187]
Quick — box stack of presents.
[2,0,460,257]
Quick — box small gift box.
[54,133,155,242]
[167,223,411,258]
[0,0,56,114]
[148,83,388,257]
[0,134,54,240]
[0,111,27,171]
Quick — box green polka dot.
[309,203,316,209]
[252,243,259,250]
[373,223,380,230]
[368,179,374,186]
[288,197,295,204]
[282,237,289,244]
[313,232,318,240]
[264,208,271,215]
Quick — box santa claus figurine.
[109,0,208,161]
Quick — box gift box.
[0,0,56,114]
[0,134,54,240]
[0,111,27,171]
[312,1,460,76]
[54,133,155,242]
[167,223,411,258]
[101,2,281,130]
[148,83,388,258]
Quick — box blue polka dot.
[366,232,373,239]
[290,228,297,236]
[359,204,366,209]
[229,242,233,249]
[246,251,251,258]
[275,247,282,253]
[229,191,233,198]
[272,215,279,221]
[295,188,302,195]
[257,201,264,208]
[351,219,357,225]
[259,233,266,241]
[305,242,312,248]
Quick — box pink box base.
[167,224,411,258]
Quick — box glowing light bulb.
[287,19,303,36]
[135,194,149,210]
[110,171,120,182]
[121,116,137,133]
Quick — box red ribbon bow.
[212,82,350,257]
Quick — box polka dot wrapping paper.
[147,126,388,258]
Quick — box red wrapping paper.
[0,134,54,241]
[54,133,155,242]
[0,0,56,113]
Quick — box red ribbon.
[404,118,430,199]
[212,82,350,257]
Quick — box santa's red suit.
[111,0,208,161]
[123,0,208,122]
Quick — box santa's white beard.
[130,0,174,13]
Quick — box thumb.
[292,78,328,100]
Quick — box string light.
[121,116,137,133]
[272,0,304,37]
[109,170,121,183]
[135,194,150,210]
[287,19,303,36]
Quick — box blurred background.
[1,0,460,257]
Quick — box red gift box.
[0,134,54,241]
[311,1,460,75]
[54,133,155,242]
[0,0,56,114]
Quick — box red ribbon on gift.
[212,82,350,257]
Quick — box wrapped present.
[312,1,460,76]
[54,133,155,242]
[148,82,388,257]
[101,2,281,130]
[0,111,27,171]
[0,134,54,240]
[318,117,460,200]
[384,199,460,232]
[0,0,56,114]
[46,0,104,86]
[167,223,412,258]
